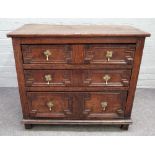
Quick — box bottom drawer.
[82,91,127,119]
[27,92,75,119]
[27,91,127,119]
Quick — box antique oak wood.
[7,24,150,130]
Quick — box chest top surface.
[7,24,150,38]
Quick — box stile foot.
[24,124,33,129]
[120,124,129,130]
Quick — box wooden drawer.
[22,44,135,66]
[25,70,72,87]
[22,45,72,64]
[25,69,131,88]
[27,92,76,119]
[81,91,127,119]
[84,44,135,65]
[82,69,131,87]
[27,91,127,119]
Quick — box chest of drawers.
[7,24,150,130]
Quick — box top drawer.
[22,45,72,64]
[84,44,136,65]
[22,44,136,65]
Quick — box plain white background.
[0,0,155,155]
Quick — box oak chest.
[7,24,150,130]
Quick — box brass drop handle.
[44,74,52,85]
[46,101,54,111]
[101,101,108,111]
[103,74,111,85]
[106,51,113,61]
[43,50,52,61]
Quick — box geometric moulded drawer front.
[84,44,136,65]
[82,69,131,87]
[82,91,127,119]
[22,44,136,65]
[24,70,72,87]
[22,45,72,64]
[27,91,127,119]
[25,69,131,88]
[27,92,75,119]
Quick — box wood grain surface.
[7,24,150,37]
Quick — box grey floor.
[0,88,155,136]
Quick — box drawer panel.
[84,44,135,65]
[25,70,72,87]
[22,45,72,64]
[83,69,131,87]
[27,92,76,119]
[25,69,131,88]
[81,91,127,119]
[27,91,127,119]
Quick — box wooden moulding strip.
[22,119,132,125]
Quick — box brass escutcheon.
[46,100,54,111]
[103,74,111,85]
[106,51,113,61]
[43,50,52,61]
[101,101,108,111]
[44,74,52,85]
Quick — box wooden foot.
[24,124,32,129]
[120,124,129,130]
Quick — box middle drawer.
[24,69,131,88]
